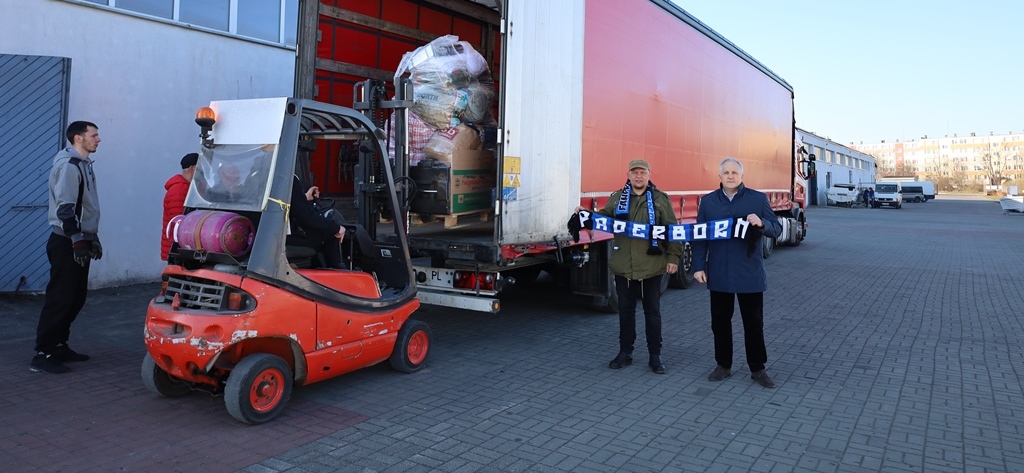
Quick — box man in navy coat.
[692,158,782,388]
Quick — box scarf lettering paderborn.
[572,210,755,242]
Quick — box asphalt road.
[2,194,1022,472]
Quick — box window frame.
[64,0,297,48]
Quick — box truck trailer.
[292,0,809,312]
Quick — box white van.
[874,181,902,209]
[919,181,936,201]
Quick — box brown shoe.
[708,365,731,381]
[751,370,776,388]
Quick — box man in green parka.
[579,159,682,374]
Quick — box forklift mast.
[353,79,414,237]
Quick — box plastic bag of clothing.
[395,35,488,86]
[395,35,495,130]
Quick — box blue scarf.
[614,179,663,255]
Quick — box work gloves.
[71,239,103,267]
[73,241,92,267]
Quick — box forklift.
[143,86,430,424]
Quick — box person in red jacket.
[161,153,198,260]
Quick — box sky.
[672,1,1023,146]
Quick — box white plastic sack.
[395,35,496,130]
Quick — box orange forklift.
[142,91,430,424]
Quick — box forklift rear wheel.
[390,319,432,373]
[224,354,293,424]
[141,353,191,398]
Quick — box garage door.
[0,54,71,293]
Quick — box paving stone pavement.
[2,195,1023,472]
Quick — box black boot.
[649,355,666,374]
[608,351,633,369]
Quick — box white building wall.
[1,0,295,288]
[797,129,877,206]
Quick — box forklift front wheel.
[389,319,432,373]
[224,354,293,424]
[141,353,191,398]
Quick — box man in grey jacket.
[31,121,103,374]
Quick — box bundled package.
[395,35,496,130]
[387,111,433,165]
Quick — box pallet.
[443,210,492,229]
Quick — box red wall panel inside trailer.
[312,0,496,194]
[581,0,794,204]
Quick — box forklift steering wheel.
[315,197,335,211]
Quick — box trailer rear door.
[496,0,585,246]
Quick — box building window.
[238,0,281,42]
[283,0,298,45]
[116,0,171,18]
[180,0,229,31]
[66,0,297,47]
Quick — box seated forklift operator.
[289,176,346,269]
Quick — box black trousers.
[35,233,90,353]
[710,290,767,372]
[614,274,663,356]
[314,232,343,269]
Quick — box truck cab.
[873,181,902,209]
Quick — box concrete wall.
[1,0,295,287]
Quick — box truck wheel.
[668,243,695,289]
[789,218,804,247]
[389,319,432,373]
[141,353,191,397]
[761,235,774,259]
[224,354,293,424]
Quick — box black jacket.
[290,177,338,236]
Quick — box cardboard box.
[451,149,495,214]
[410,149,496,215]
